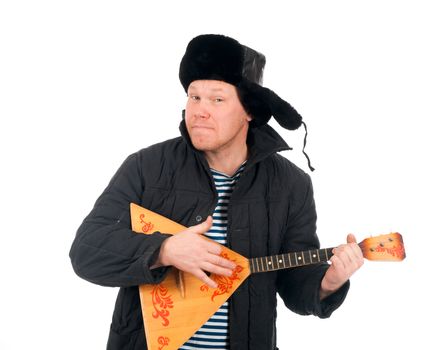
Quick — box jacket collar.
[179,119,291,168]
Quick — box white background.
[1,1,445,349]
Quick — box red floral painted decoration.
[151,284,173,326]
[374,243,405,260]
[157,336,170,350]
[140,214,154,233]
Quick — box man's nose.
[195,102,210,119]
[197,111,210,119]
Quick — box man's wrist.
[157,238,170,267]
[320,278,340,300]
[149,238,170,269]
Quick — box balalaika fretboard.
[249,247,335,273]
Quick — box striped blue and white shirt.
[179,163,246,350]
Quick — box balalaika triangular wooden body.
[130,203,406,350]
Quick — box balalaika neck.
[249,247,334,273]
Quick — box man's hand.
[320,234,364,299]
[156,216,236,288]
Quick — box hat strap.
[302,121,315,172]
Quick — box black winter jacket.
[70,121,349,350]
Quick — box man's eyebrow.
[188,85,226,93]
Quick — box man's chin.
[191,142,215,152]
[191,137,220,151]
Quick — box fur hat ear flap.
[266,88,302,130]
[237,80,272,128]
[237,80,302,130]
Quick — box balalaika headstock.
[359,232,406,261]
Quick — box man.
[70,34,363,350]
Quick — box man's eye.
[214,98,223,102]
[190,95,199,101]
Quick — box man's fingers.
[163,215,239,288]
[201,262,234,277]
[330,254,346,271]
[338,248,357,267]
[332,237,364,272]
[207,253,237,269]
[195,269,218,288]
[205,241,223,255]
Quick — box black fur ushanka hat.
[179,34,303,130]
[179,34,314,170]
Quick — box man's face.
[185,80,252,153]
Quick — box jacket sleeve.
[69,152,171,288]
[276,173,350,318]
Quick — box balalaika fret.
[249,248,335,274]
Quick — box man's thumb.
[191,216,213,234]
[347,233,357,244]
